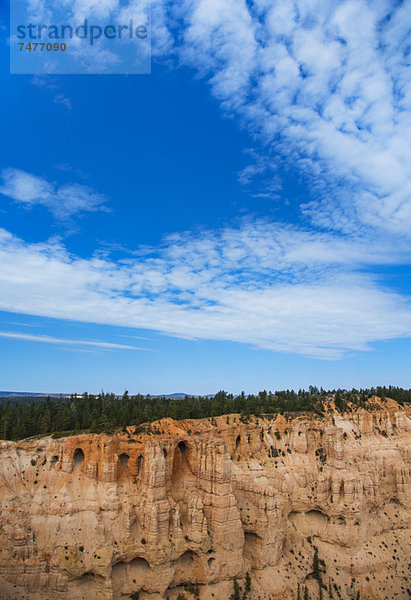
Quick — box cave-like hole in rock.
[235,435,241,449]
[78,571,103,584]
[178,441,186,461]
[51,455,59,464]
[171,441,193,504]
[243,532,260,564]
[111,562,126,591]
[111,557,150,595]
[129,556,150,580]
[305,510,329,526]
[137,454,144,475]
[73,571,105,596]
[208,557,216,569]
[73,448,84,472]
[119,453,130,471]
[172,550,198,587]
[179,551,194,563]
[112,562,126,578]
[163,448,167,458]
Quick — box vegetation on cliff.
[0,385,409,441]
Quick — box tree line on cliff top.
[0,385,409,441]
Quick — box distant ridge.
[152,393,215,398]
[0,391,211,399]
[154,393,188,398]
[0,391,60,398]
[0,391,192,399]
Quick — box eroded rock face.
[0,401,409,600]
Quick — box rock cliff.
[0,399,409,600]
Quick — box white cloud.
[0,330,149,351]
[54,93,72,110]
[30,75,58,89]
[0,169,52,204]
[0,223,410,359]
[31,77,73,111]
[160,0,411,237]
[68,44,122,73]
[0,168,108,219]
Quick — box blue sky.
[0,0,410,394]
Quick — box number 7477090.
[18,42,66,51]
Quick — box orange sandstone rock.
[0,403,409,599]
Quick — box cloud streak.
[0,330,150,351]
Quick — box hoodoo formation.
[0,398,409,600]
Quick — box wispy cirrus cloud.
[0,223,410,359]
[0,168,108,219]
[0,330,150,351]
[31,75,73,111]
[54,93,72,110]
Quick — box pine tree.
[231,577,241,600]
[313,546,321,584]
[245,572,251,593]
